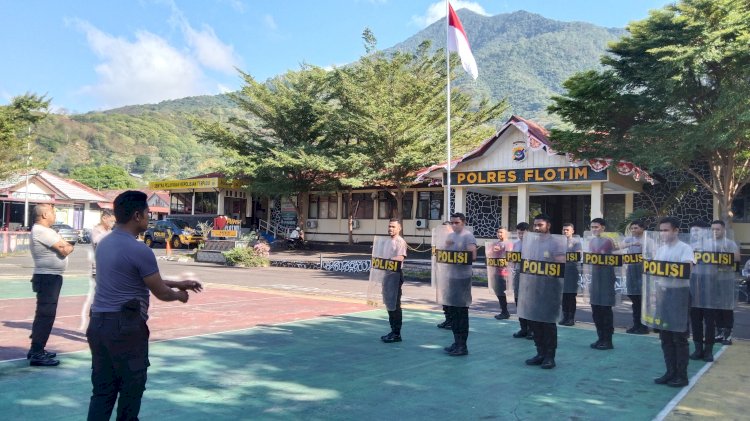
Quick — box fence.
[0,231,31,255]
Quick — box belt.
[90,311,123,320]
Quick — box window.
[416,191,443,220]
[309,195,338,219]
[194,192,218,214]
[342,193,374,219]
[402,192,414,220]
[732,185,750,223]
[378,192,398,219]
[170,193,192,214]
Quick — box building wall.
[632,166,713,229]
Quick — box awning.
[97,202,114,209]
[149,206,169,214]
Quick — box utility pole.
[23,126,31,228]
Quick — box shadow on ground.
[0,310,713,420]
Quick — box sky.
[0,0,672,114]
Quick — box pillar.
[217,190,225,215]
[517,185,530,224]
[625,192,634,217]
[191,190,196,216]
[454,186,466,214]
[590,182,604,219]
[501,194,510,227]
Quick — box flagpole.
[445,0,452,220]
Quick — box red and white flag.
[447,2,478,79]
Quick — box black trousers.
[446,306,469,337]
[690,307,717,344]
[387,280,404,334]
[30,274,63,353]
[561,293,577,314]
[715,309,734,330]
[591,305,614,340]
[628,295,644,327]
[87,313,150,421]
[529,321,557,354]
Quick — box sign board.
[449,166,608,186]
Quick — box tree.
[69,165,138,190]
[548,0,750,223]
[0,93,50,180]
[195,65,341,228]
[332,31,507,226]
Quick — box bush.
[223,246,270,267]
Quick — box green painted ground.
[0,310,709,420]
[0,276,90,299]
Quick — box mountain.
[389,10,625,125]
[32,9,625,180]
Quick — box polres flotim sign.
[449,166,607,186]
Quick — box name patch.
[643,260,691,280]
[506,251,522,263]
[371,257,402,272]
[622,253,643,264]
[694,252,734,266]
[520,259,564,278]
[583,252,622,266]
[435,250,472,265]
[487,258,507,268]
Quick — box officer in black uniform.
[560,223,580,326]
[511,222,531,339]
[87,191,203,420]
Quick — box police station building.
[301,116,652,244]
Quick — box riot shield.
[517,231,566,323]
[366,236,404,311]
[642,231,693,332]
[620,234,650,295]
[433,226,475,307]
[563,235,582,294]
[430,224,453,289]
[485,240,512,297]
[691,228,738,310]
[508,235,523,303]
[582,233,623,306]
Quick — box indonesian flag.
[447,2,478,79]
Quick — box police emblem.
[512,145,527,162]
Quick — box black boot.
[702,343,714,362]
[495,296,510,319]
[514,318,528,338]
[714,328,725,343]
[525,347,544,365]
[561,311,575,326]
[541,349,556,369]
[689,342,703,360]
[444,332,459,353]
[655,341,676,384]
[667,342,690,387]
[722,328,733,345]
[591,329,603,349]
[447,333,468,356]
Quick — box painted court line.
[0,308,379,364]
[653,345,728,421]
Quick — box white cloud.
[263,14,277,31]
[218,0,245,13]
[73,19,207,109]
[217,83,233,94]
[167,3,241,75]
[181,23,241,74]
[411,1,490,28]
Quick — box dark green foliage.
[69,164,138,190]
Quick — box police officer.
[87,191,203,420]
[711,220,750,345]
[488,227,513,320]
[560,223,580,326]
[587,218,618,351]
[521,214,566,369]
[511,222,532,339]
[376,219,408,343]
[648,216,694,388]
[28,204,74,366]
[436,212,477,356]
[623,220,650,334]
